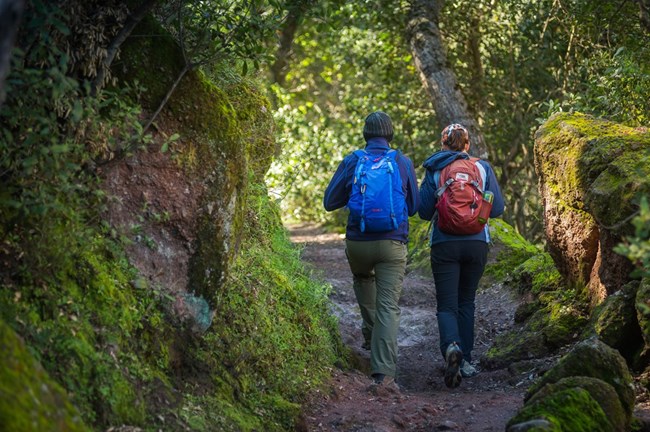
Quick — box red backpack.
[435,157,490,235]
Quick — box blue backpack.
[347,149,406,233]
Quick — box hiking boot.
[444,342,463,388]
[460,360,478,378]
[367,374,401,395]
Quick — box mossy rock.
[483,292,587,369]
[508,253,563,295]
[0,320,88,432]
[534,112,649,293]
[525,338,635,417]
[527,376,628,431]
[535,112,650,233]
[507,387,610,432]
[637,277,650,366]
[586,280,644,365]
[484,219,540,284]
[483,326,547,370]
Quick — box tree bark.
[406,0,487,158]
[0,0,24,106]
[270,6,304,86]
[640,0,650,34]
[91,0,159,95]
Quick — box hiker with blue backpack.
[419,123,504,389]
[323,111,420,390]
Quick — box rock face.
[507,338,634,432]
[101,17,275,332]
[586,281,644,366]
[534,113,650,304]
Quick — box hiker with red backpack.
[324,111,420,390]
[419,123,504,389]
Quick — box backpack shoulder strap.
[353,149,368,159]
[473,158,487,191]
[385,149,399,160]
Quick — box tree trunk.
[406,0,487,158]
[0,0,24,106]
[640,0,650,34]
[270,6,304,86]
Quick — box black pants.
[430,240,488,362]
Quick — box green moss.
[526,338,635,416]
[485,289,588,367]
[484,219,540,283]
[536,112,650,236]
[586,281,643,363]
[638,278,650,353]
[507,388,611,432]
[528,376,628,431]
[406,218,434,274]
[510,253,563,295]
[0,319,89,432]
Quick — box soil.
[290,223,528,432]
[289,223,650,432]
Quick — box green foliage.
[268,0,649,244]
[0,3,182,429]
[157,0,283,73]
[267,2,438,223]
[185,181,343,430]
[2,5,341,429]
[615,197,650,279]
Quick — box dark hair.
[441,123,469,151]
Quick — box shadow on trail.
[291,223,527,432]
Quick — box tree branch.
[142,61,192,133]
[91,0,160,95]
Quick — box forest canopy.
[265,0,650,242]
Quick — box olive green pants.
[345,239,407,378]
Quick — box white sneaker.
[460,360,478,378]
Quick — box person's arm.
[323,156,353,211]
[483,163,505,218]
[418,170,437,221]
[404,157,420,216]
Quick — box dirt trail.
[291,223,532,432]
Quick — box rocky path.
[291,224,530,432]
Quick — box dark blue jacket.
[419,150,505,245]
[323,137,420,242]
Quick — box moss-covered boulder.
[534,113,650,304]
[483,295,587,369]
[637,277,650,365]
[483,219,541,285]
[482,252,587,369]
[105,16,276,323]
[0,320,88,432]
[525,338,635,418]
[507,387,610,432]
[585,281,644,365]
[507,253,564,296]
[526,376,627,431]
